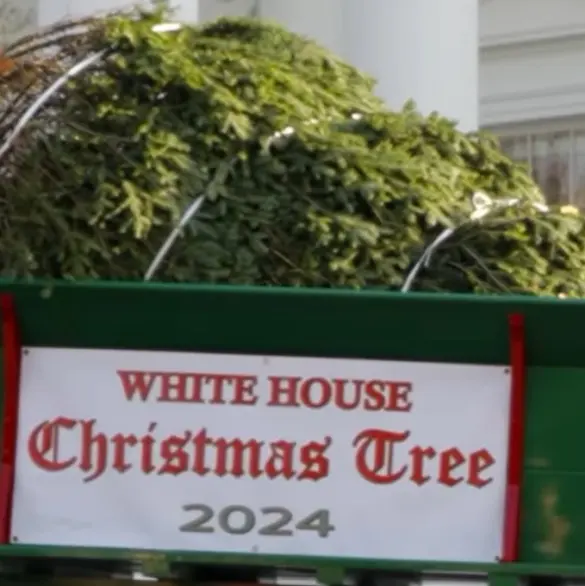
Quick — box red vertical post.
[501,312,526,562]
[0,294,21,544]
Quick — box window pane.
[573,131,585,207]
[531,132,570,205]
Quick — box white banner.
[12,347,510,562]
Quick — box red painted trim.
[0,294,21,544]
[501,313,526,563]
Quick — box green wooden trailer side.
[0,280,583,586]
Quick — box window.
[497,128,585,207]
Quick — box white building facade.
[2,0,585,204]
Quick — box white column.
[342,0,479,131]
[259,0,344,56]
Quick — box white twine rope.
[400,191,550,293]
[0,23,182,165]
[144,194,205,281]
[0,50,108,164]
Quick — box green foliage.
[1,7,585,295]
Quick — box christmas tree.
[0,7,584,295]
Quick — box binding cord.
[401,192,549,293]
